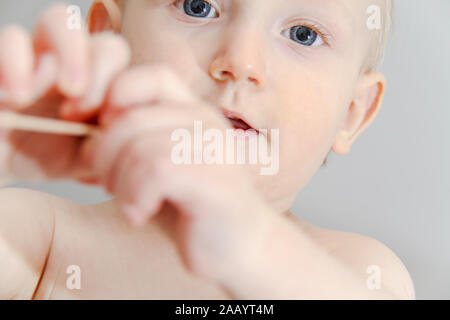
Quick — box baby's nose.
[208,31,267,88]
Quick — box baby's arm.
[0,188,54,299]
[218,213,416,300]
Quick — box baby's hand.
[0,4,130,182]
[94,65,271,282]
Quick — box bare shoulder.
[0,187,59,235]
[0,187,78,299]
[0,186,77,210]
[0,187,83,226]
[290,216,416,300]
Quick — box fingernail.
[60,101,75,118]
[60,69,86,97]
[78,97,101,113]
[122,204,147,227]
[10,87,30,106]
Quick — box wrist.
[214,203,280,295]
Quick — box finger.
[119,183,165,226]
[95,100,228,183]
[94,105,194,180]
[0,25,34,105]
[60,33,131,121]
[71,133,101,182]
[33,4,89,97]
[113,140,165,225]
[29,53,58,102]
[101,65,199,126]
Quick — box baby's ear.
[87,0,122,34]
[332,72,386,155]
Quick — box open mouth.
[221,108,260,134]
[228,117,253,131]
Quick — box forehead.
[138,0,384,15]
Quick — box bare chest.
[32,204,232,300]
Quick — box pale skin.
[0,0,415,299]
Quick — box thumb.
[73,130,104,183]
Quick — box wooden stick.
[0,111,98,136]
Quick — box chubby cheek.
[123,9,178,63]
[260,63,351,200]
[121,5,218,102]
[121,5,196,74]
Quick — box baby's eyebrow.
[289,0,356,37]
[328,0,354,21]
[290,0,353,21]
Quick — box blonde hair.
[367,0,394,72]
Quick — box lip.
[220,107,261,135]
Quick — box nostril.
[220,70,234,80]
[248,76,259,86]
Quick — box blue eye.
[182,0,218,18]
[288,25,324,47]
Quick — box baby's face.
[113,0,384,211]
